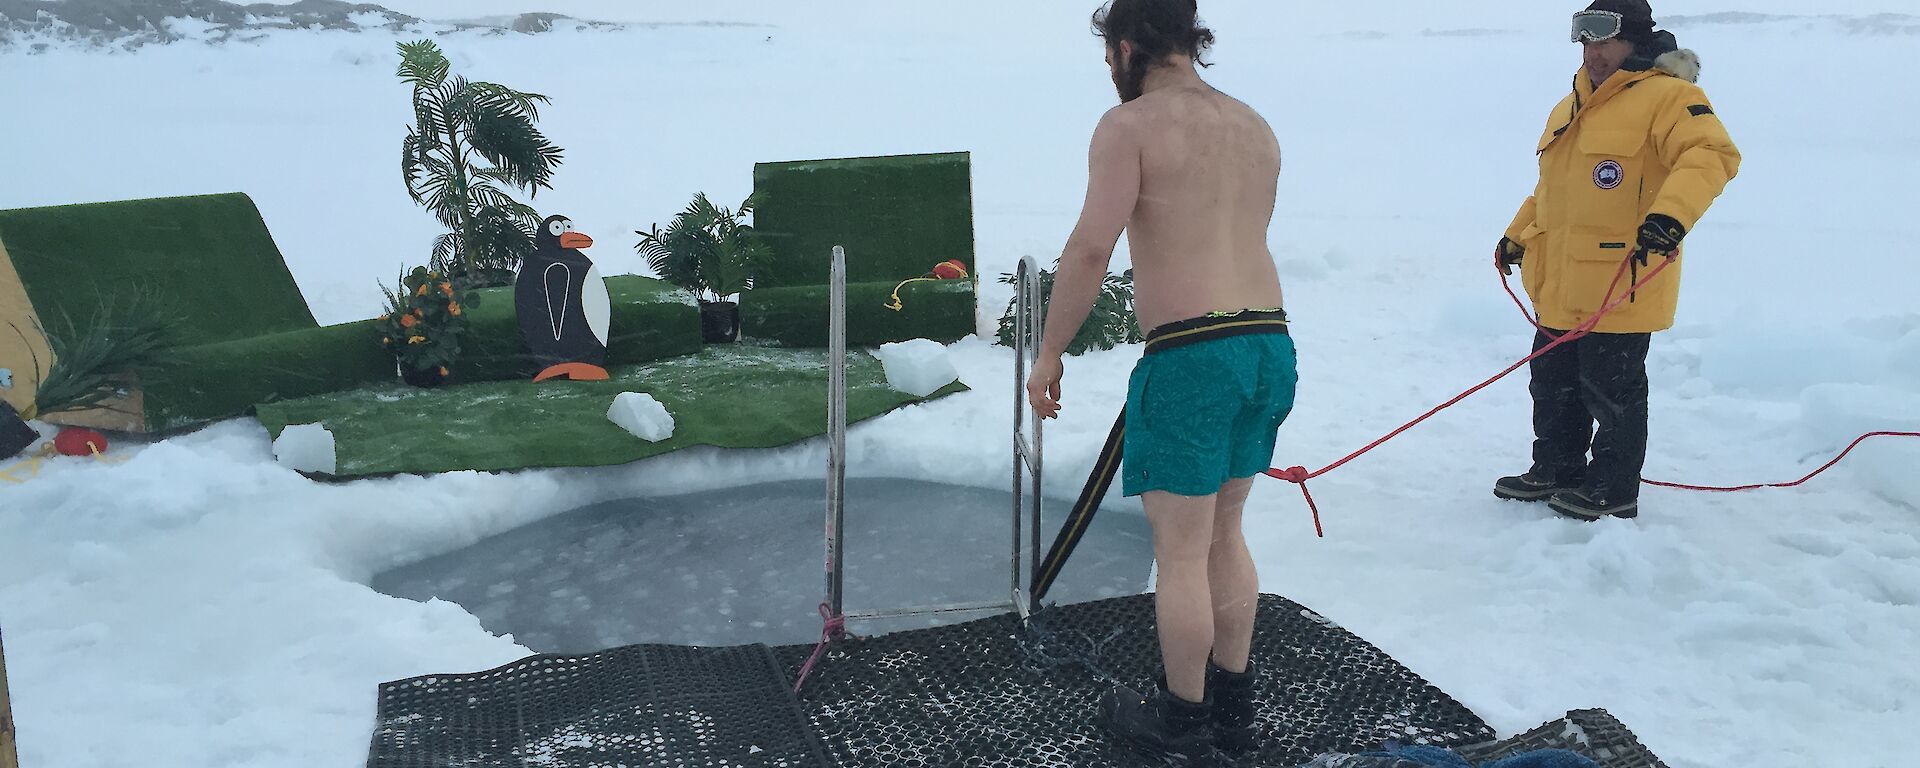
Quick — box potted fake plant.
[377,267,477,387]
[635,193,768,343]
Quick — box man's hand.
[1026,354,1064,420]
[1635,213,1687,265]
[1496,237,1525,275]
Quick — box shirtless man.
[1026,0,1294,761]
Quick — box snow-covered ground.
[2,2,1918,767]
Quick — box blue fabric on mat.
[1301,744,1599,768]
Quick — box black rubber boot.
[1207,659,1260,755]
[1099,677,1218,765]
[1494,470,1581,502]
[1549,487,1640,520]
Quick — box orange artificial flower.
[378,313,390,322]
[448,302,462,317]
[381,336,391,345]
[416,284,429,297]
[441,282,454,298]
[400,314,418,329]
[438,366,449,376]
[408,335,426,345]
[412,308,424,318]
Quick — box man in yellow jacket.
[1494,0,1740,521]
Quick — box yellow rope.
[0,438,121,483]
[0,445,53,484]
[884,277,945,312]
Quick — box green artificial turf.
[750,152,976,288]
[253,345,967,478]
[0,194,708,432]
[741,278,977,347]
[0,193,317,343]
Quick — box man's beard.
[1111,54,1146,103]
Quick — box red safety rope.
[1494,255,1920,493]
[792,602,846,695]
[1264,254,1655,532]
[1642,431,1920,492]
[1263,250,1918,528]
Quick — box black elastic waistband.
[1143,309,1289,355]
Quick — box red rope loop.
[792,602,847,695]
[1263,466,1325,537]
[1269,466,1311,483]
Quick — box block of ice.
[874,339,959,398]
[272,423,336,475]
[608,392,675,442]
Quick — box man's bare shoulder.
[1097,101,1152,132]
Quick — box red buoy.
[54,427,108,457]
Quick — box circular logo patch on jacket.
[1593,160,1624,190]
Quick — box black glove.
[1495,237,1524,275]
[1635,213,1687,265]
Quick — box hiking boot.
[1493,470,1581,502]
[1099,677,1218,765]
[1548,488,1640,520]
[1207,659,1260,755]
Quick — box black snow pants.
[1527,329,1652,503]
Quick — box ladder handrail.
[821,251,1045,623]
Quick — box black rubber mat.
[1458,709,1670,768]
[368,593,1603,767]
[367,643,830,767]
[775,593,1497,767]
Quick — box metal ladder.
[822,249,1047,625]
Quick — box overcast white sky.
[231,0,1920,27]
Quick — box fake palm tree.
[995,263,1142,356]
[4,291,173,421]
[397,39,564,287]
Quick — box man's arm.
[1039,109,1142,359]
[1504,189,1540,244]
[1648,86,1741,231]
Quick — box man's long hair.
[1092,0,1215,101]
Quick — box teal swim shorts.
[1121,331,1299,497]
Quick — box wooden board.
[1,627,19,768]
[0,237,52,418]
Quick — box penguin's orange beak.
[560,232,593,249]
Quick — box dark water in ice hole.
[372,478,1155,654]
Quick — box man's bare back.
[1110,83,1284,332]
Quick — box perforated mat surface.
[367,643,829,767]
[368,594,1503,767]
[775,593,1494,767]
[1459,709,1671,768]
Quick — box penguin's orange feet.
[533,363,611,382]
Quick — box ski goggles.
[1571,10,1624,42]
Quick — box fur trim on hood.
[1655,49,1701,83]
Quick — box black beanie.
[1584,0,1657,44]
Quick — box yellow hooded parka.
[1505,47,1741,333]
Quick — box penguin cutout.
[516,215,612,382]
